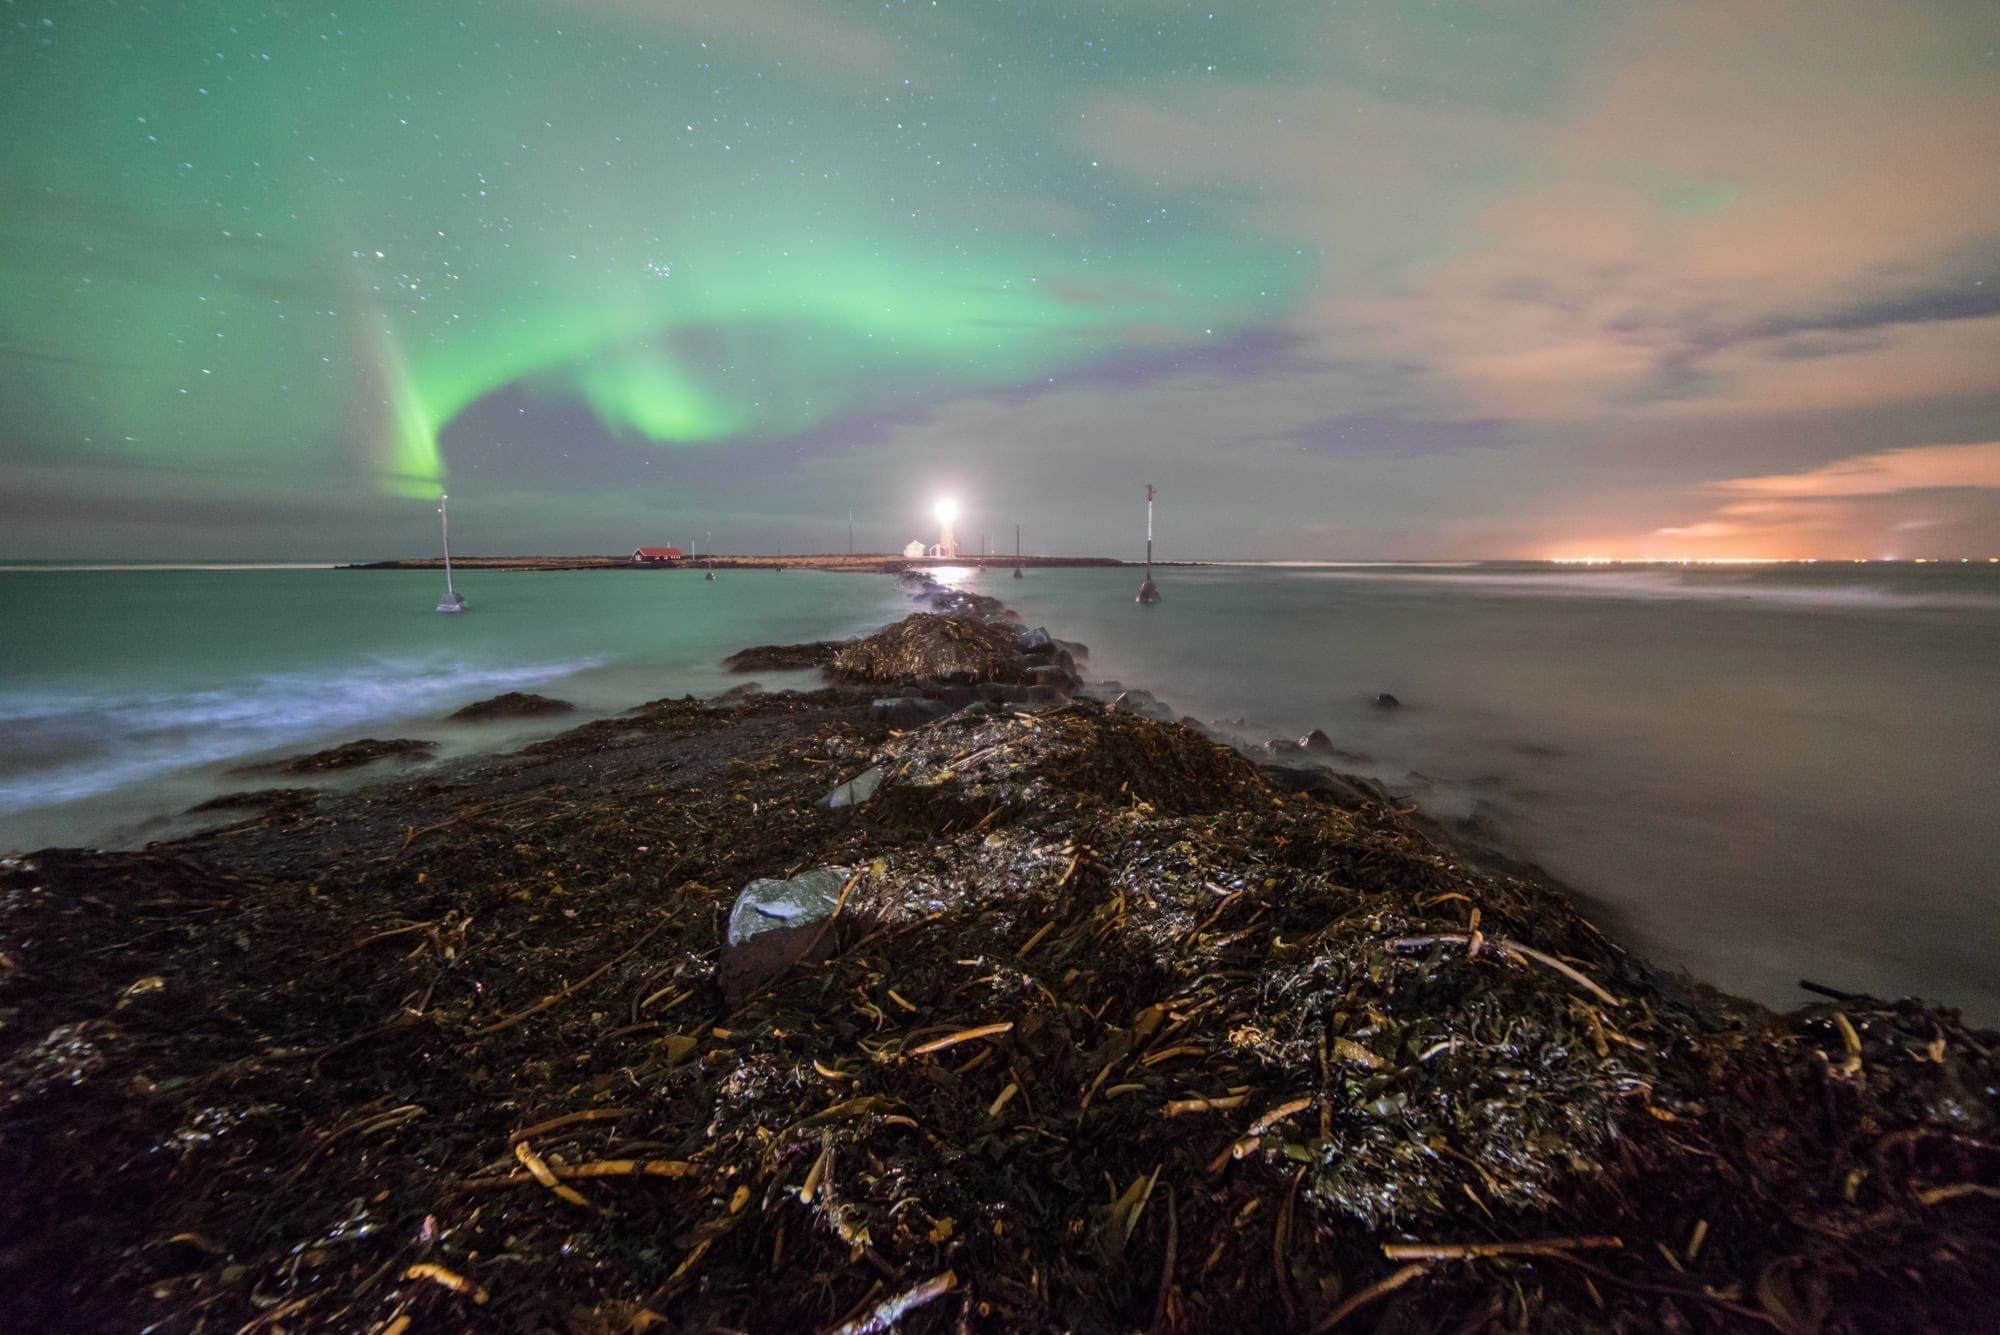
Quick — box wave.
[0,656,598,816]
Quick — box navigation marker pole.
[1013,523,1024,579]
[436,493,468,612]
[1136,484,1161,604]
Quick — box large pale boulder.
[725,866,855,947]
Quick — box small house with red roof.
[632,546,684,564]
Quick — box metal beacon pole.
[436,493,468,612]
[1136,484,1160,604]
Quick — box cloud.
[1652,520,1747,540]
[1711,441,2000,498]
[1631,442,2000,556]
[1083,0,2000,427]
[1282,412,1513,459]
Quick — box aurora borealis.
[4,1,1999,559]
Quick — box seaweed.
[828,613,1030,685]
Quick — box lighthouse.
[934,497,958,559]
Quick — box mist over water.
[987,561,2000,1022]
[2,561,1994,1022]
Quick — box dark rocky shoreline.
[1,575,1995,1332]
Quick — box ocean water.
[0,566,910,847]
[2,560,1996,1021]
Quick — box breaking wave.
[0,656,597,815]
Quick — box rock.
[715,682,765,702]
[719,866,858,1002]
[1373,693,1403,709]
[1299,728,1337,755]
[1017,625,1055,654]
[239,738,438,776]
[921,588,1008,619]
[1023,644,1078,676]
[1025,664,1079,694]
[816,767,884,810]
[722,640,844,672]
[447,691,575,722]
[725,866,854,948]
[1112,689,1175,721]
[187,788,318,814]
[870,697,949,727]
[932,683,978,710]
[1054,638,1090,663]
[1261,763,1386,808]
[1266,738,1304,758]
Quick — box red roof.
[633,546,683,559]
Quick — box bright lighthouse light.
[934,497,959,526]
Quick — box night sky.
[4,1,1998,560]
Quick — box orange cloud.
[1083,0,2000,424]
[1713,441,2000,498]
[1615,443,2000,557]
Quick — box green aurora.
[3,2,1309,498]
